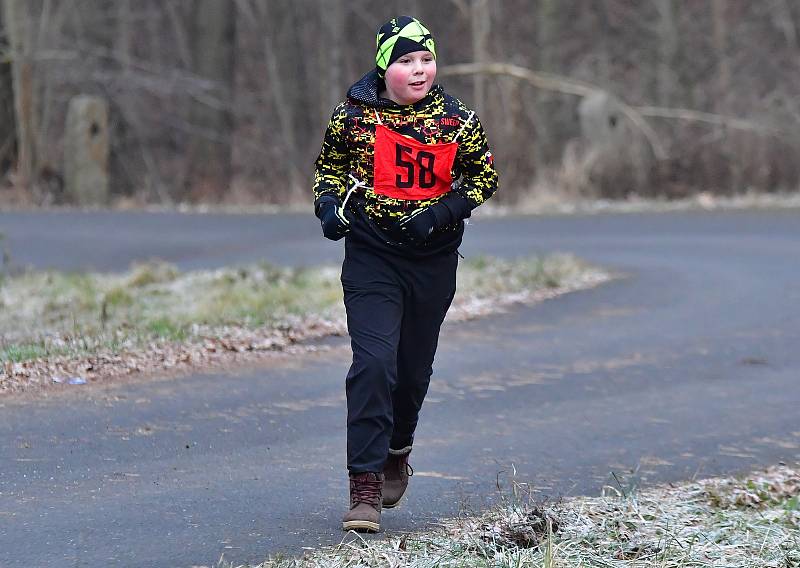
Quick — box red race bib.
[373,123,458,201]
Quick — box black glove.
[316,196,351,241]
[398,207,437,243]
[398,192,472,244]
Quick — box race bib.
[373,124,458,200]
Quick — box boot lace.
[400,455,414,478]
[350,473,383,506]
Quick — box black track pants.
[341,238,457,473]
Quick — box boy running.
[313,15,498,532]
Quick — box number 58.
[395,144,437,189]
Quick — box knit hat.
[376,16,436,78]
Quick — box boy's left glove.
[398,192,471,243]
[398,207,436,242]
[316,195,351,241]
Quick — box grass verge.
[237,465,799,568]
[0,254,611,393]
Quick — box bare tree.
[0,5,16,173]
[770,0,798,52]
[469,0,490,113]
[655,0,678,107]
[0,0,797,205]
[711,0,730,109]
[185,0,236,201]
[115,0,131,74]
[533,0,559,169]
[2,0,36,188]
[253,0,303,200]
[320,0,344,116]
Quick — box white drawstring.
[341,174,372,212]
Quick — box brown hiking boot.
[342,472,384,532]
[382,446,413,508]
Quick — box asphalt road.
[1,209,799,567]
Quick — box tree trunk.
[770,0,798,52]
[469,0,490,113]
[533,0,558,168]
[115,0,132,75]
[711,0,730,108]
[321,0,344,116]
[711,0,738,192]
[186,0,235,201]
[261,9,302,201]
[2,0,36,187]
[595,0,613,88]
[0,4,17,174]
[655,0,678,107]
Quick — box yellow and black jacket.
[313,69,498,257]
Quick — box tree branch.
[439,62,787,161]
[440,62,666,159]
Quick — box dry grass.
[0,254,611,393]
[229,465,799,568]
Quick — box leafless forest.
[1,0,799,206]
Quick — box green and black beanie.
[376,16,436,77]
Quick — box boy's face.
[383,50,436,106]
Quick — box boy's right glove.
[316,195,351,241]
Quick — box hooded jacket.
[313,69,498,257]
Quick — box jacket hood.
[346,68,443,110]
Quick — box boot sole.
[342,520,380,532]
[382,495,403,509]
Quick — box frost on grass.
[242,465,800,568]
[0,255,611,393]
[489,188,800,217]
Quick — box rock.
[578,91,653,198]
